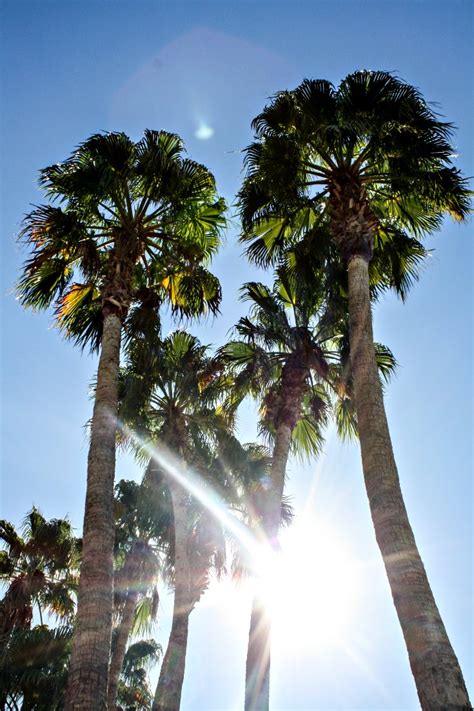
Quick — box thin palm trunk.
[245,594,271,711]
[347,254,470,710]
[245,423,292,711]
[153,480,191,711]
[65,312,122,710]
[107,555,140,710]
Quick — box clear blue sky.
[1,1,472,709]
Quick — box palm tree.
[225,441,295,711]
[108,478,172,711]
[117,639,162,711]
[0,510,79,710]
[0,509,79,639]
[239,72,471,708]
[0,624,72,710]
[17,130,226,709]
[223,276,395,710]
[116,639,162,711]
[152,489,226,711]
[222,277,335,711]
[121,331,231,711]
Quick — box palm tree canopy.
[221,275,397,452]
[114,478,173,557]
[120,331,237,601]
[0,509,80,634]
[239,71,470,294]
[112,479,169,621]
[0,624,72,710]
[18,130,226,351]
[121,330,231,457]
[117,639,162,711]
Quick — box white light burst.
[195,121,215,140]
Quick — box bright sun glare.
[203,518,361,655]
[254,519,360,650]
[123,429,360,653]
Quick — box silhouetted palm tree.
[0,510,79,710]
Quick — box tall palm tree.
[121,331,231,711]
[108,478,172,711]
[222,277,332,711]
[17,130,226,709]
[239,72,471,708]
[223,276,396,710]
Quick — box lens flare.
[195,122,214,140]
[120,425,360,652]
[120,425,270,569]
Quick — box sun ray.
[120,424,273,570]
[121,423,363,659]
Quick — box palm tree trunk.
[245,422,292,711]
[153,480,191,711]
[245,593,271,711]
[65,311,122,711]
[347,253,470,710]
[107,566,140,710]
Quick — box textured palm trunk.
[347,253,470,710]
[245,593,271,711]
[107,555,140,710]
[153,480,191,711]
[245,422,293,711]
[65,311,122,711]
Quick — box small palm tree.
[117,639,162,711]
[17,130,226,709]
[239,72,471,708]
[0,509,79,638]
[0,623,72,710]
[0,510,79,710]
[108,478,172,710]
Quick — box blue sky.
[1,1,472,709]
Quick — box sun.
[201,515,360,654]
[253,517,360,651]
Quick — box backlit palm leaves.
[0,509,79,637]
[238,71,471,710]
[0,511,80,711]
[17,129,226,709]
[121,331,233,710]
